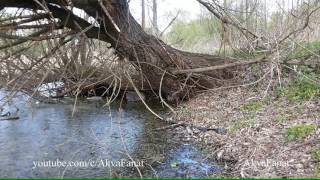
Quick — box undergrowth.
[277,77,320,102]
[288,41,320,60]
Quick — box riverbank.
[170,76,320,178]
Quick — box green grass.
[233,48,267,59]
[278,78,320,102]
[240,101,263,112]
[276,113,290,124]
[231,116,256,132]
[232,101,264,131]
[288,41,320,60]
[287,41,320,76]
[285,124,317,141]
[313,149,320,161]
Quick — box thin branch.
[172,57,267,75]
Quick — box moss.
[278,78,320,102]
[285,124,317,141]
[240,101,263,112]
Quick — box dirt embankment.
[171,79,320,178]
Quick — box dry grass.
[172,77,320,178]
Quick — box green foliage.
[288,41,320,60]
[276,113,290,124]
[166,15,219,48]
[316,166,320,178]
[240,101,263,112]
[285,124,317,141]
[278,78,320,102]
[233,49,266,59]
[313,149,320,161]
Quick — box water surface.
[0,91,220,178]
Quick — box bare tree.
[0,0,235,102]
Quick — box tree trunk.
[141,0,146,30]
[1,0,234,103]
[264,0,268,33]
[152,0,159,35]
[245,0,250,37]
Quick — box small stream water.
[0,90,220,178]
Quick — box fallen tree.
[0,0,270,104]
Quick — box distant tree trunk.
[254,2,258,35]
[238,0,245,46]
[141,0,146,30]
[222,0,229,56]
[2,40,12,81]
[224,0,228,9]
[245,0,250,37]
[264,0,268,32]
[152,0,159,35]
[239,0,245,22]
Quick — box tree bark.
[1,0,234,103]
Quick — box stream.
[0,90,220,178]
